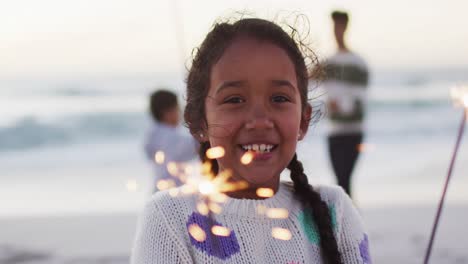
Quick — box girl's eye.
[223,96,245,104]
[272,95,290,103]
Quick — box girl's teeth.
[241,144,274,153]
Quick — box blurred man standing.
[324,11,370,198]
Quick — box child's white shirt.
[131,182,371,264]
[143,121,198,186]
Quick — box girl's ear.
[298,104,312,141]
[195,122,209,142]
[195,129,208,142]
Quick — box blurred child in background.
[144,90,198,192]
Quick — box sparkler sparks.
[199,181,215,195]
[240,152,254,165]
[167,162,179,176]
[156,179,176,191]
[188,223,207,242]
[450,85,468,108]
[266,208,289,219]
[271,227,292,240]
[211,225,231,236]
[150,138,301,248]
[256,188,274,198]
[208,202,223,214]
[154,151,165,164]
[168,147,248,217]
[197,201,209,215]
[206,146,225,159]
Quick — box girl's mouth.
[238,143,278,155]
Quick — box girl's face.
[204,37,310,192]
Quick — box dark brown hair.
[184,18,342,264]
[149,90,178,122]
[331,10,349,25]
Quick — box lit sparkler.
[424,86,467,264]
[183,146,250,253]
[152,146,295,243]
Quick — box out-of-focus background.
[1,0,467,263]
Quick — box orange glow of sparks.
[201,161,214,179]
[188,224,206,242]
[217,181,248,193]
[202,161,211,173]
[211,225,231,236]
[208,202,223,214]
[271,227,292,240]
[154,151,165,164]
[197,202,209,215]
[156,179,175,191]
[181,184,197,194]
[206,146,225,159]
[256,188,274,198]
[171,160,248,216]
[240,152,254,165]
[167,162,178,176]
[451,86,468,107]
[211,170,246,193]
[210,192,228,203]
[212,169,231,185]
[266,208,289,219]
[126,179,138,192]
[199,181,215,195]
[357,143,376,153]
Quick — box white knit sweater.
[131,182,371,264]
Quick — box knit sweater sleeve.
[335,188,372,264]
[131,197,193,264]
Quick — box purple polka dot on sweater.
[359,234,371,264]
[186,212,240,260]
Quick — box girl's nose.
[245,106,274,130]
[245,118,274,129]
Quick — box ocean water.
[1,70,467,217]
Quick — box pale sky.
[1,0,467,77]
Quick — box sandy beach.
[1,204,467,264]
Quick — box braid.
[199,141,219,174]
[288,154,342,264]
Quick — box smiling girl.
[131,18,371,264]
